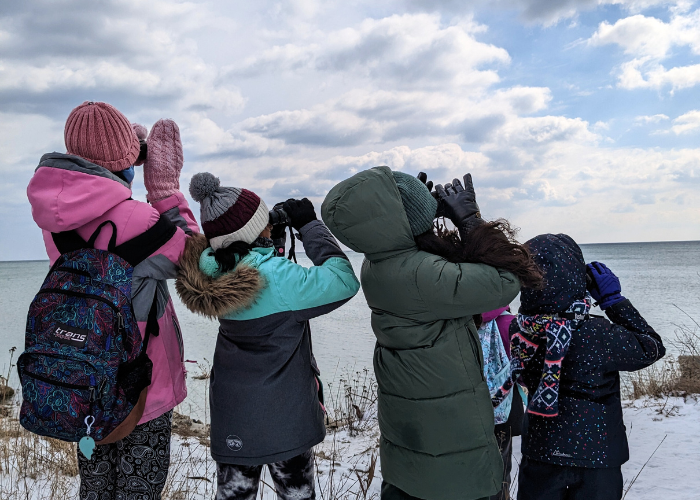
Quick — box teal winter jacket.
[176,220,360,465]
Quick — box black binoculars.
[269,203,290,227]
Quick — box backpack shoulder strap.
[51,216,177,268]
[51,230,88,255]
[51,220,118,255]
[113,216,177,267]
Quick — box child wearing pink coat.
[26,101,199,499]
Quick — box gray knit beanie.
[392,171,438,236]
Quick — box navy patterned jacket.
[515,299,665,468]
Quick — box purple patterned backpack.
[18,218,175,445]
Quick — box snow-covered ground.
[155,395,700,500]
[0,396,698,499]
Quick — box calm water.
[2,241,699,418]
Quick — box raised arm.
[587,261,665,372]
[604,299,665,372]
[416,257,521,319]
[275,199,360,321]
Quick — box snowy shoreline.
[0,393,698,499]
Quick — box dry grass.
[622,313,700,400]
[0,401,79,499]
[325,368,378,436]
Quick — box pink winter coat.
[27,153,199,424]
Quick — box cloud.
[401,0,674,26]
[589,15,676,58]
[229,14,509,89]
[188,84,551,153]
[671,110,700,134]
[635,114,670,124]
[589,6,700,91]
[0,0,245,117]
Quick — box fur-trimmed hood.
[175,233,264,319]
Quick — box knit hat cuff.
[73,146,140,172]
[209,200,270,250]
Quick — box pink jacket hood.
[28,153,133,232]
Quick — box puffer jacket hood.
[520,233,587,315]
[27,153,132,232]
[175,234,264,319]
[321,166,415,261]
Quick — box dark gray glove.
[435,174,484,240]
[417,172,446,218]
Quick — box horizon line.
[1,238,699,264]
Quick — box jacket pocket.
[466,325,485,382]
[171,315,184,362]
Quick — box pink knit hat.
[64,101,140,172]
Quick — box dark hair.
[214,241,253,273]
[415,219,543,290]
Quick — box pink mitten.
[143,119,183,202]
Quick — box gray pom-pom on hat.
[190,172,221,203]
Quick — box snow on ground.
[509,396,700,500]
[0,396,698,499]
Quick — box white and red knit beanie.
[189,172,269,250]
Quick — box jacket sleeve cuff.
[150,191,185,214]
[297,220,349,266]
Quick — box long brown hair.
[415,219,543,289]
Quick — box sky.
[1,0,700,261]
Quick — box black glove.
[435,173,484,239]
[282,198,317,231]
[417,172,446,218]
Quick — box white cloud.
[402,0,675,26]
[229,14,509,90]
[635,113,670,123]
[671,110,700,134]
[589,15,676,58]
[589,7,700,91]
[0,0,245,116]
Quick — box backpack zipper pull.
[89,386,96,402]
[117,312,124,331]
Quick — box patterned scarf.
[491,295,592,417]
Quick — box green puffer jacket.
[321,167,521,500]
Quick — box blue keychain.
[78,415,96,459]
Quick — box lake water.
[2,241,700,419]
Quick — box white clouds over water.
[1,0,700,260]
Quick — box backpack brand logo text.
[51,323,89,348]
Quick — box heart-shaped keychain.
[79,415,96,459]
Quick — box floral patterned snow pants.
[77,410,173,500]
[216,448,316,500]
